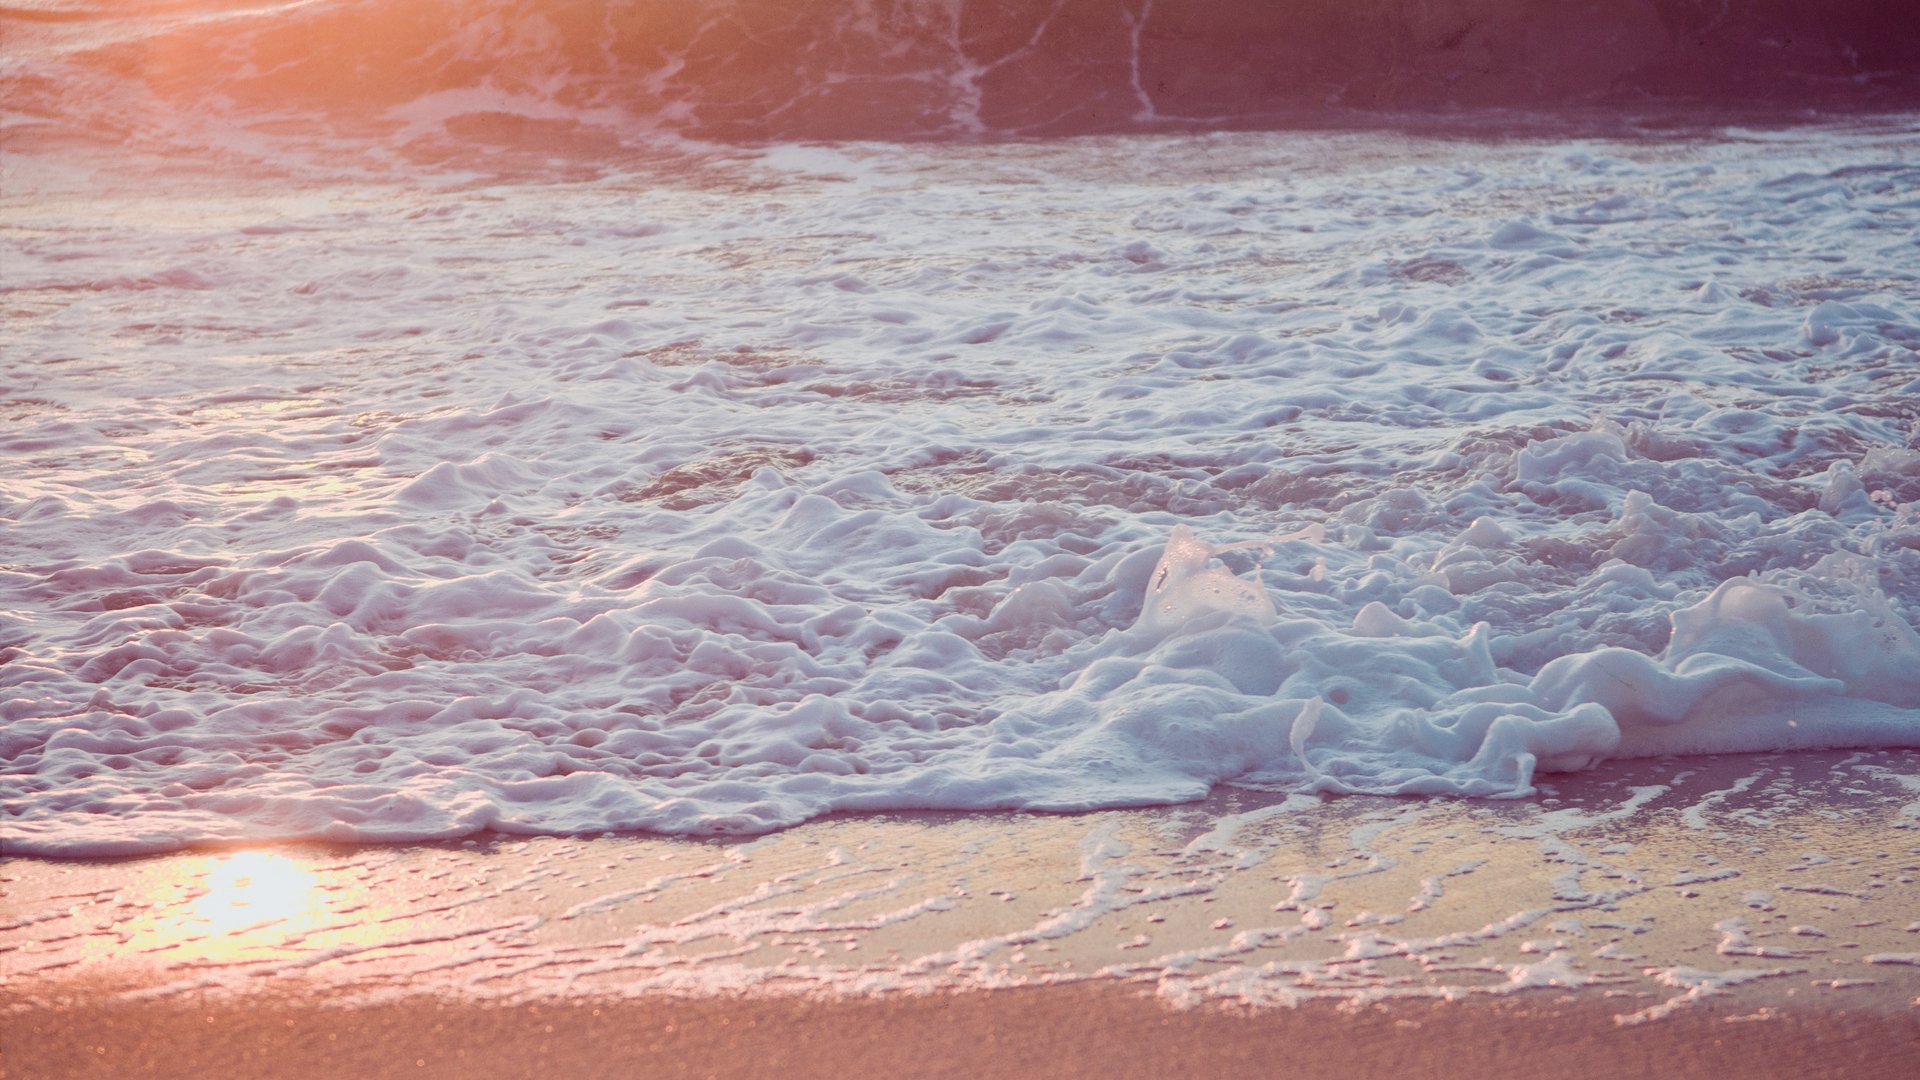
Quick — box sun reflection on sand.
[118,849,369,963]
[189,850,319,934]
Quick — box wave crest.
[6,0,1919,148]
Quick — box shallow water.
[5,117,1918,856]
[4,750,1918,1017]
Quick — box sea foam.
[3,126,1919,857]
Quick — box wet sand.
[5,750,1919,1078]
[7,985,1918,1080]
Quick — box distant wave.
[5,0,1919,146]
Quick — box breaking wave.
[4,0,1919,151]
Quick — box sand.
[5,749,1920,1078]
[8,986,1919,1080]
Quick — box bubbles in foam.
[4,121,1919,855]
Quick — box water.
[6,0,1919,147]
[3,1,1918,858]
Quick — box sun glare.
[188,850,321,936]
[112,849,355,963]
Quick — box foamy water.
[3,2,1919,858]
[3,0,1920,853]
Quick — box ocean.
[3,0,1919,861]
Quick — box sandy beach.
[8,5,1920,1079]
[7,749,1918,1078]
[9,984,1918,1080]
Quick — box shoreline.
[5,750,1919,1078]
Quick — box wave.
[6,0,1920,149]
[4,124,1919,856]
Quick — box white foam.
[4,125,1919,855]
